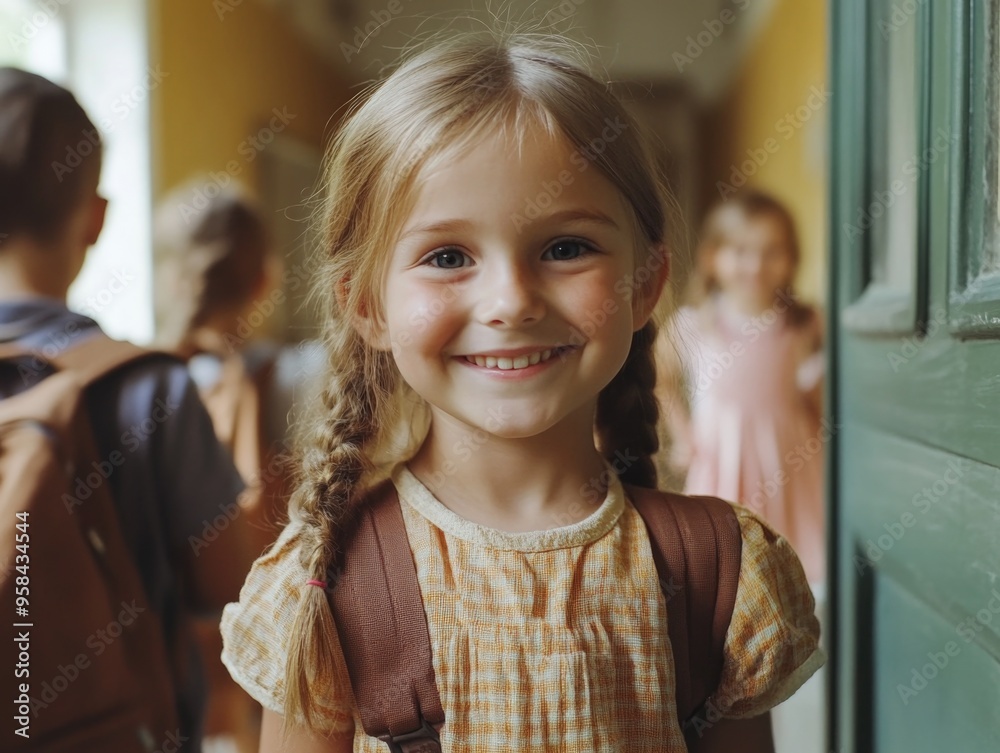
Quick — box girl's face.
[712,213,794,314]
[368,124,663,442]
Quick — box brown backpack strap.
[330,479,740,748]
[0,342,31,360]
[0,332,159,390]
[625,485,742,728]
[49,333,155,386]
[175,336,260,461]
[237,352,278,479]
[211,355,262,471]
[329,480,445,753]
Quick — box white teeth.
[465,348,563,371]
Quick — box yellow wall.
[150,0,349,196]
[706,0,829,304]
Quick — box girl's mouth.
[461,346,574,372]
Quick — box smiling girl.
[220,34,823,753]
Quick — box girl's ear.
[631,244,670,330]
[336,277,392,351]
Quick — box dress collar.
[391,462,626,552]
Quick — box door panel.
[875,576,1000,752]
[831,0,1000,750]
[845,426,1000,642]
[950,0,1000,335]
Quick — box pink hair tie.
[306,579,328,589]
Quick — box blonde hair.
[153,178,270,352]
[687,188,814,328]
[284,31,673,727]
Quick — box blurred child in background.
[153,179,323,753]
[0,67,253,752]
[656,189,826,586]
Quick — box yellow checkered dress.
[221,464,824,751]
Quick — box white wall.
[64,0,154,343]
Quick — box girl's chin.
[431,409,581,442]
[732,292,778,313]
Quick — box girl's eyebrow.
[398,218,472,241]
[542,208,620,230]
[398,208,620,241]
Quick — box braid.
[595,320,660,489]
[283,322,394,728]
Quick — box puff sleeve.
[219,518,357,734]
[707,505,826,719]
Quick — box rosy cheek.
[390,282,461,348]
[566,271,619,316]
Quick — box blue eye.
[427,249,468,269]
[544,240,592,261]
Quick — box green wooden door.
[830,0,1000,750]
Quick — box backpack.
[0,334,181,752]
[182,342,293,753]
[185,344,290,554]
[328,479,743,753]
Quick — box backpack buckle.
[378,718,441,753]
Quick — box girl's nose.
[745,254,765,277]
[476,263,546,327]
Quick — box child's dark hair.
[283,32,671,728]
[153,179,270,351]
[0,67,102,244]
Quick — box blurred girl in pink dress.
[656,190,826,584]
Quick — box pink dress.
[669,297,826,583]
